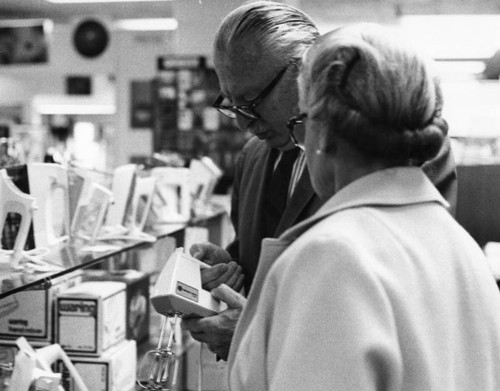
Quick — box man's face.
[214,49,299,151]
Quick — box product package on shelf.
[27,163,71,249]
[2,165,36,251]
[57,339,137,391]
[82,269,150,343]
[71,181,114,245]
[56,281,126,356]
[57,340,137,391]
[9,337,90,391]
[0,271,82,345]
[188,157,222,217]
[2,163,72,256]
[133,234,177,278]
[104,164,137,228]
[150,167,191,224]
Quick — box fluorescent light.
[36,104,116,115]
[0,19,53,33]
[46,0,171,3]
[399,15,500,60]
[115,18,178,31]
[33,95,116,115]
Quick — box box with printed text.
[0,272,82,343]
[83,269,150,343]
[57,339,137,391]
[56,281,126,356]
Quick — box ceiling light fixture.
[0,19,53,32]
[399,14,500,60]
[115,18,178,31]
[35,103,116,115]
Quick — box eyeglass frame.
[286,112,308,149]
[212,66,289,121]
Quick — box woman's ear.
[314,119,336,156]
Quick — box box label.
[58,300,97,317]
[176,281,198,303]
[58,299,98,353]
[0,273,81,341]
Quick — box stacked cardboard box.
[0,272,82,346]
[55,281,137,391]
[82,269,150,343]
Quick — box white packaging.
[0,272,82,343]
[56,281,126,356]
[32,367,61,391]
[58,339,137,391]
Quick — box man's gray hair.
[214,1,319,63]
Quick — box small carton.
[0,272,82,343]
[57,339,137,391]
[83,269,150,343]
[56,281,126,356]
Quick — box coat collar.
[280,167,449,241]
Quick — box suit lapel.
[242,144,276,250]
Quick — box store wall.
[172,0,247,59]
[3,0,497,165]
[0,21,116,115]
[0,1,251,166]
[114,29,174,166]
[114,0,250,165]
[0,21,173,166]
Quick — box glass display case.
[0,203,231,390]
[0,223,186,300]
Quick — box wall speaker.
[73,19,109,59]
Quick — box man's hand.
[190,242,233,265]
[190,243,244,292]
[201,262,244,291]
[182,284,246,360]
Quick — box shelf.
[0,204,229,300]
[0,204,232,391]
[0,224,186,300]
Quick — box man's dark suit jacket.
[227,135,457,293]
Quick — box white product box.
[58,339,137,391]
[56,281,126,356]
[0,272,82,343]
[134,234,177,276]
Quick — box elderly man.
[183,0,457,361]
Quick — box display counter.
[0,223,186,300]
[0,200,230,300]
[0,202,233,391]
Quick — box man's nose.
[235,115,257,133]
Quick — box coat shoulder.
[241,136,269,161]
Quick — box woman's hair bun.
[302,23,448,165]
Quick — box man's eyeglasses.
[286,113,308,149]
[213,66,288,121]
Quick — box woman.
[224,23,500,390]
